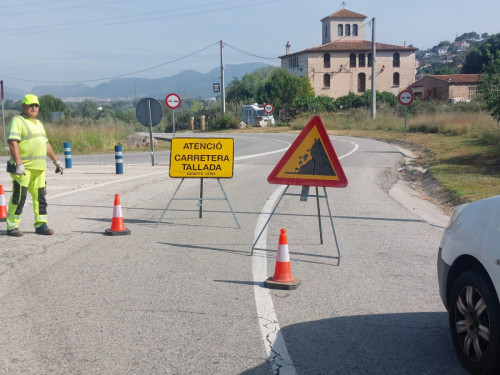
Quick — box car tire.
[449,270,500,375]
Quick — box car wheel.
[449,270,500,374]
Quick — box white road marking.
[26,136,359,374]
[252,185,296,375]
[252,138,358,374]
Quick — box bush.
[208,115,239,130]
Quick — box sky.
[1,0,500,92]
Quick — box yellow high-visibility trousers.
[7,169,48,230]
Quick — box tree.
[455,32,480,42]
[479,55,500,127]
[437,40,452,47]
[225,66,278,105]
[257,68,313,112]
[225,78,253,104]
[38,94,66,122]
[433,63,459,75]
[71,99,104,124]
[462,34,500,73]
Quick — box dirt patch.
[394,144,455,215]
[121,134,158,148]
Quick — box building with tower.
[279,8,418,98]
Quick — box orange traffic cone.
[0,185,7,221]
[104,194,131,236]
[264,229,301,290]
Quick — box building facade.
[409,74,480,102]
[279,9,418,98]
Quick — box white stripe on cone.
[276,244,290,262]
[113,205,122,218]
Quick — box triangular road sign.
[267,116,348,188]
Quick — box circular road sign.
[165,93,181,109]
[264,103,274,113]
[136,98,164,127]
[398,90,414,105]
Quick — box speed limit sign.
[264,103,274,113]
[398,90,414,105]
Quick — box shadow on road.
[241,312,466,375]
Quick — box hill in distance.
[28,62,271,101]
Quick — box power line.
[1,0,135,16]
[0,0,282,36]
[0,39,281,86]
[225,43,281,62]
[0,42,220,84]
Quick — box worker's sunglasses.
[29,104,39,108]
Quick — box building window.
[323,74,331,88]
[393,72,400,86]
[359,53,365,67]
[345,24,351,36]
[353,24,358,36]
[469,85,478,99]
[324,53,330,69]
[358,73,366,92]
[338,24,343,36]
[367,53,372,67]
[324,25,328,39]
[350,53,356,68]
[288,56,298,69]
[393,53,400,67]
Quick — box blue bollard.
[115,145,123,174]
[63,142,72,168]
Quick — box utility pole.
[1,80,5,148]
[371,17,376,120]
[220,40,226,115]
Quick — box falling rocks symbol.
[288,138,336,176]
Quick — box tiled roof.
[430,74,480,84]
[321,9,367,21]
[279,40,418,58]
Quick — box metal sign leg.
[323,187,341,263]
[217,178,241,229]
[156,178,185,227]
[251,185,289,255]
[199,178,204,218]
[316,186,323,245]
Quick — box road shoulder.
[389,146,450,228]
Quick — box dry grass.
[309,110,500,204]
[2,110,499,205]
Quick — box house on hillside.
[437,47,449,56]
[279,8,418,99]
[453,41,470,50]
[409,74,480,102]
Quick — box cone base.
[264,277,301,290]
[105,228,131,236]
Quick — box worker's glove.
[15,163,25,176]
[54,160,63,175]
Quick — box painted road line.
[252,185,296,375]
[252,138,358,374]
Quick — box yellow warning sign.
[170,138,234,178]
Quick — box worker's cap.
[22,94,40,106]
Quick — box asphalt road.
[0,133,466,374]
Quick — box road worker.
[6,94,63,237]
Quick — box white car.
[438,195,500,374]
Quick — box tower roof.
[321,9,367,21]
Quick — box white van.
[241,104,275,126]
